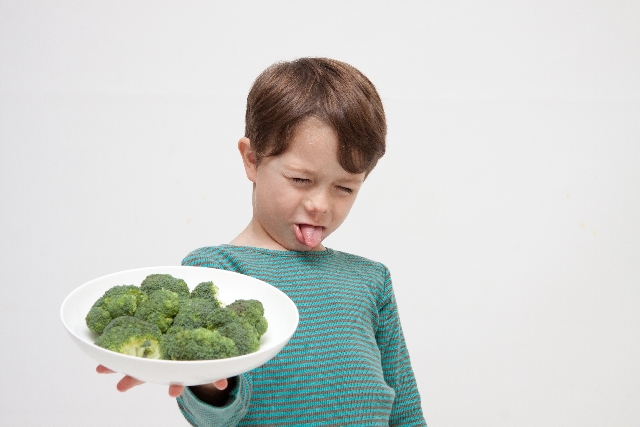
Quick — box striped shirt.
[177,245,426,427]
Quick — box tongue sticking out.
[298,224,323,247]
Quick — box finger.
[116,375,145,392]
[213,378,228,390]
[168,384,185,398]
[96,365,115,374]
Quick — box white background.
[1,1,639,426]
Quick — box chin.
[285,239,324,252]
[301,243,326,252]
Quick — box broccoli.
[140,274,190,299]
[218,317,260,355]
[168,298,220,332]
[209,306,241,328]
[94,316,162,359]
[86,274,269,362]
[85,285,148,334]
[134,289,181,333]
[160,328,238,360]
[190,281,223,307]
[168,302,260,355]
[227,299,268,338]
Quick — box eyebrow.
[283,167,314,176]
[335,176,364,185]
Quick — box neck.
[230,219,288,251]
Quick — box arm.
[190,377,237,406]
[97,368,252,427]
[175,248,253,426]
[376,270,428,427]
[176,374,252,427]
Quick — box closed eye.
[291,177,311,184]
[337,186,353,194]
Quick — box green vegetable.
[94,316,162,358]
[208,306,240,330]
[160,328,238,360]
[227,299,268,338]
[140,274,190,299]
[85,285,147,334]
[134,289,181,333]
[168,298,220,332]
[218,317,260,355]
[86,274,269,361]
[190,281,223,307]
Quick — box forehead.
[291,116,337,146]
[278,118,365,182]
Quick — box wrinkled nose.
[304,189,330,214]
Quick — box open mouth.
[294,224,324,247]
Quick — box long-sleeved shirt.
[177,245,426,427]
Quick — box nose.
[304,188,330,214]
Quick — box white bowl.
[61,266,299,386]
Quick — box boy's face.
[240,116,365,251]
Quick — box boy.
[99,57,426,426]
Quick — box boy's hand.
[96,365,229,398]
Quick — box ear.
[238,137,258,183]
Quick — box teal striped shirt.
[177,245,426,427]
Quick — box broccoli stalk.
[94,316,162,359]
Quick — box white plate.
[61,266,299,386]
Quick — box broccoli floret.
[160,328,238,360]
[227,299,268,338]
[218,317,260,355]
[190,281,223,307]
[94,316,162,359]
[85,306,112,335]
[169,302,260,355]
[86,285,148,334]
[140,274,190,299]
[168,298,220,332]
[134,289,181,333]
[208,306,240,329]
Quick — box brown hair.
[245,57,386,175]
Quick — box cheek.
[256,184,298,215]
[333,197,357,222]
[278,192,305,216]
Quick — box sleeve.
[176,374,252,427]
[376,268,428,427]
[176,247,254,426]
